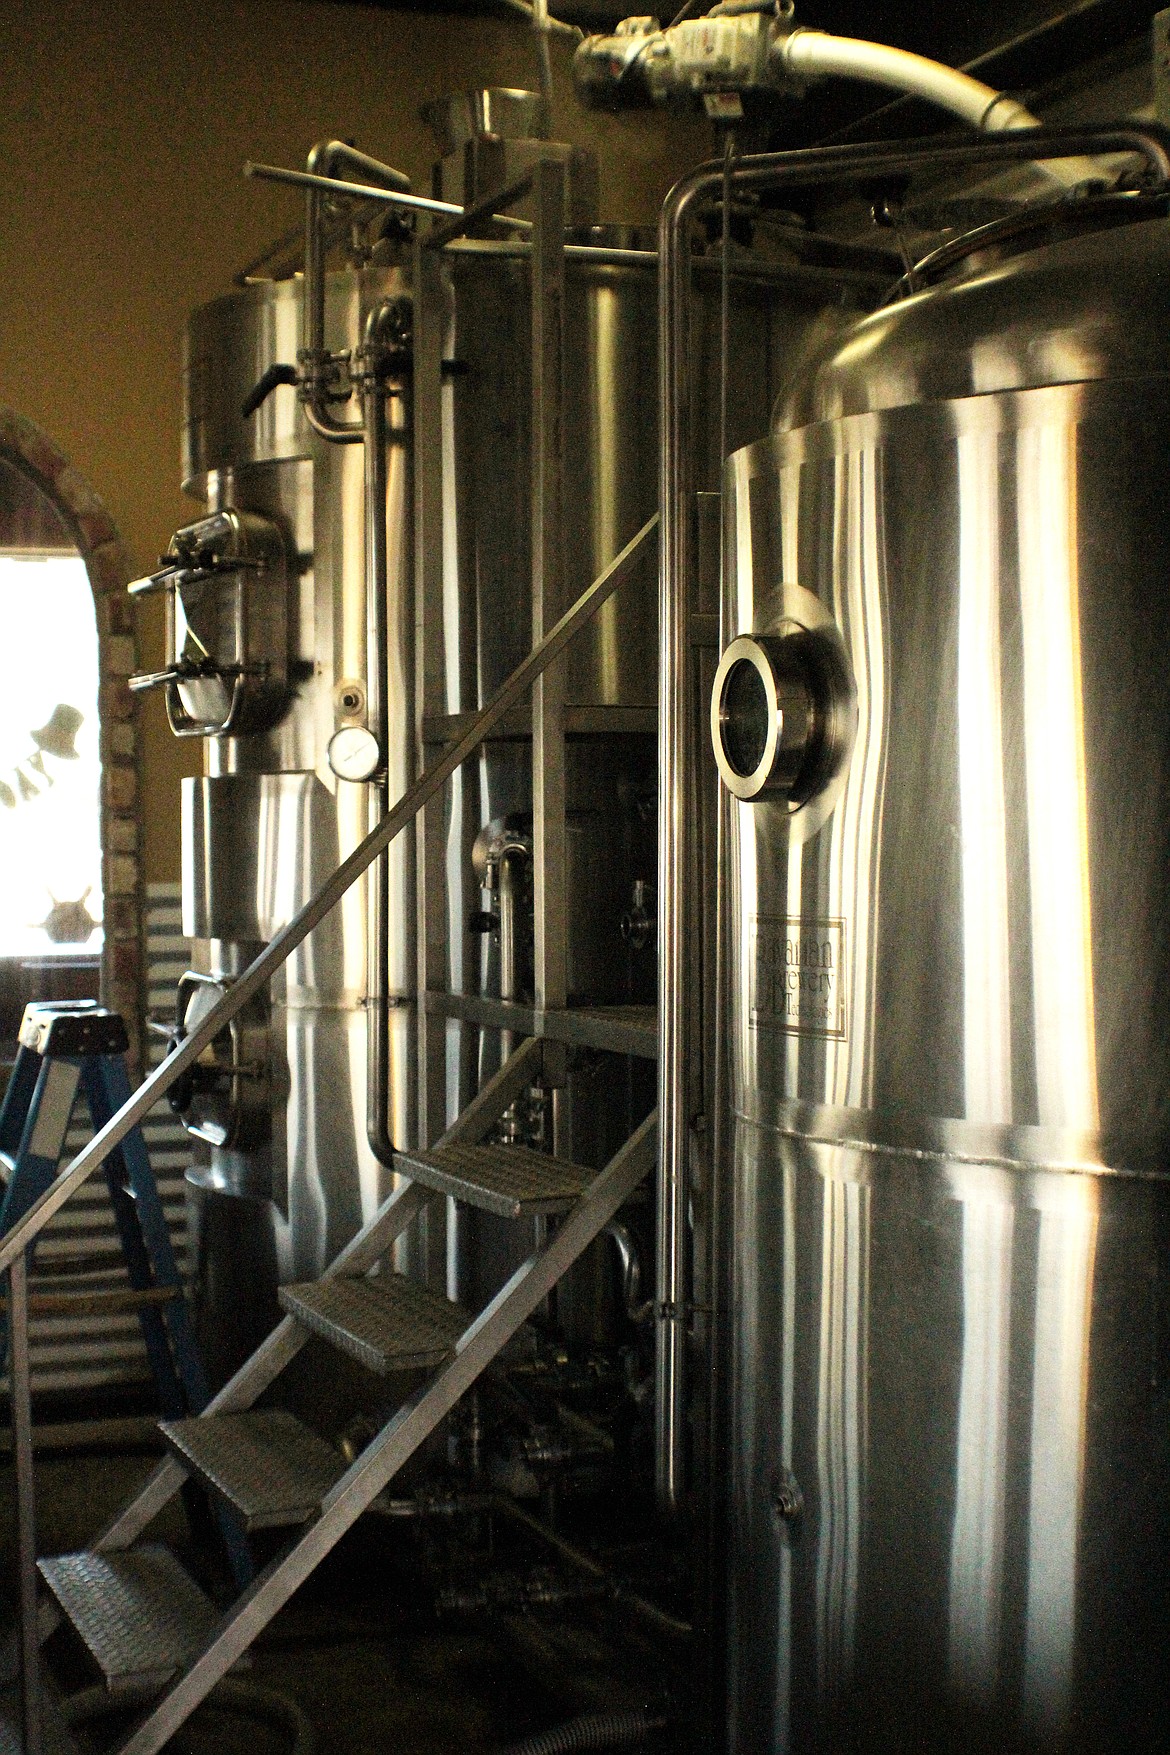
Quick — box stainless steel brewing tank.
[181,264,415,1381]
[429,238,814,1044]
[178,243,682,1366]
[719,211,1170,1752]
[430,241,841,1320]
[176,228,862,1375]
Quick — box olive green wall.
[0,0,707,882]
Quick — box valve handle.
[241,361,299,419]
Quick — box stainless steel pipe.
[362,303,396,1167]
[246,159,534,233]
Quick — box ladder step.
[394,1141,591,1218]
[160,1409,347,1530]
[279,1273,467,1373]
[38,1545,218,1694]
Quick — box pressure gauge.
[327,725,381,782]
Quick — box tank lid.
[775,209,1170,431]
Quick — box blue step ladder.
[0,1001,252,1592]
[0,1001,207,1419]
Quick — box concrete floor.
[0,1443,680,1755]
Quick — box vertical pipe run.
[656,179,702,1515]
[409,233,462,1295]
[532,0,554,109]
[531,159,569,1026]
[411,241,451,1166]
[11,1253,42,1755]
[363,323,394,1167]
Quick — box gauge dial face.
[327,724,381,782]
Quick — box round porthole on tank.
[711,585,857,838]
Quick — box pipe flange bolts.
[711,585,857,834]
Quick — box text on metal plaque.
[749,915,847,1039]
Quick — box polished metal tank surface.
[178,240,802,1354]
[722,212,1170,1751]
[180,263,413,1371]
[441,243,658,711]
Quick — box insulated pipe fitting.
[777,31,1103,187]
[575,13,1103,188]
[779,30,1038,133]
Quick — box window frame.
[0,414,144,1070]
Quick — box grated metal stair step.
[38,1545,218,1695]
[279,1272,468,1373]
[394,1140,591,1218]
[160,1409,347,1530]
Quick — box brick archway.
[0,409,144,1067]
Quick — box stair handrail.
[0,512,659,1279]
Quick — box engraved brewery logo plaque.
[749,915,847,1039]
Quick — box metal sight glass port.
[710,597,858,834]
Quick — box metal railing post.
[10,1251,42,1754]
[529,159,571,1175]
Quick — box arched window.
[0,414,143,1068]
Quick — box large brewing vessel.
[713,203,1170,1751]
[164,100,831,1378]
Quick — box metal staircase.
[0,504,660,1752]
[0,158,663,1751]
[34,1053,655,1753]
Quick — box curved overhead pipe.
[779,31,1103,186]
[782,30,1038,132]
[300,141,410,443]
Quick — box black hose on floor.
[500,1707,667,1754]
[62,1677,316,1754]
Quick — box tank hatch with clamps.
[127,507,290,737]
[164,971,271,1153]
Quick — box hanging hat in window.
[32,889,96,945]
[30,702,83,761]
